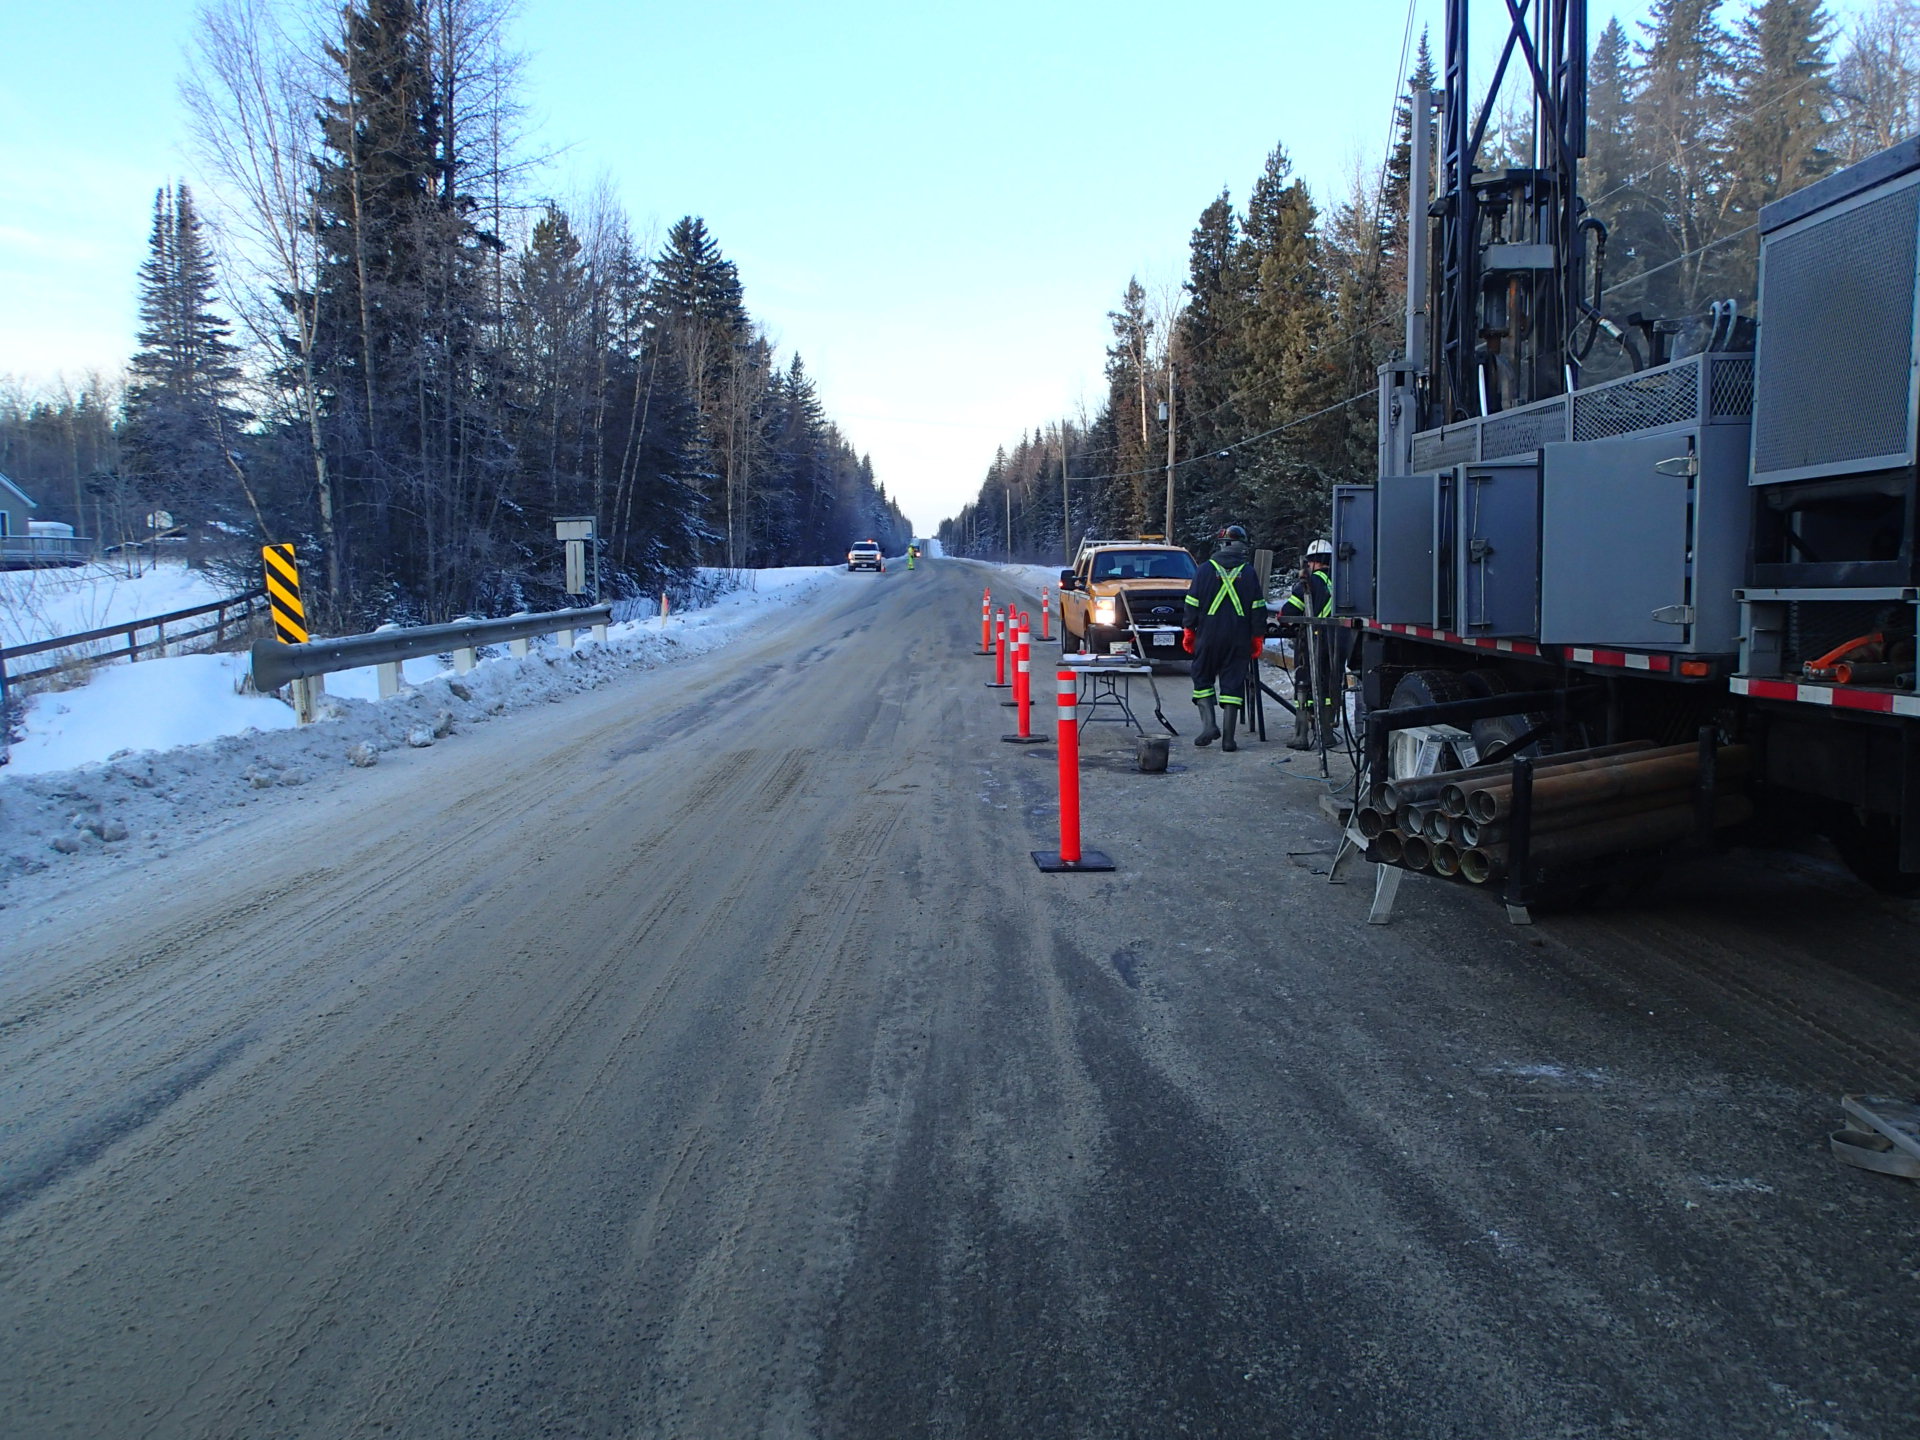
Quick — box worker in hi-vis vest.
[1180,524,1267,752]
[1275,537,1346,751]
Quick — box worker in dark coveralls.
[1181,525,1267,752]
[1274,537,1351,751]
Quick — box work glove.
[1251,634,1265,660]
[1180,628,1195,655]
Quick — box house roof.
[0,472,36,510]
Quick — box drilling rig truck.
[1336,0,1920,897]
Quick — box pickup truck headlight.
[1092,598,1119,625]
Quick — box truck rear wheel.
[1383,669,1478,778]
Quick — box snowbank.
[5,654,298,775]
[0,564,842,893]
[0,561,231,651]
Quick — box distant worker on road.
[1181,524,1267,751]
[1274,537,1348,751]
[907,543,918,570]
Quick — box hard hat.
[1220,524,1248,542]
[1307,537,1333,559]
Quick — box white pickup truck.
[846,541,884,573]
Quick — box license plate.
[1150,629,1179,646]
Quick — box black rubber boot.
[1193,698,1220,747]
[1221,707,1239,752]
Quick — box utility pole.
[1005,479,1013,562]
[1060,424,1071,563]
[1163,359,1177,541]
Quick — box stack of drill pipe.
[1452,745,1753,884]
[1381,740,1654,814]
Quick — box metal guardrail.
[250,604,614,719]
[0,589,269,689]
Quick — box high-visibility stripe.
[1219,695,1243,706]
[1206,561,1247,617]
[262,543,308,644]
[1191,687,1215,699]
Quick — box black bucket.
[1136,736,1170,773]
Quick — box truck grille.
[1127,591,1186,625]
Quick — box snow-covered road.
[3,557,1918,1439]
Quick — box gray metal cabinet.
[1375,471,1451,627]
[1455,460,1541,638]
[1332,485,1376,617]
[1539,434,1692,647]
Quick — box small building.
[0,474,87,567]
[0,471,34,541]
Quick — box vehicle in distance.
[1059,538,1197,661]
[847,540,884,573]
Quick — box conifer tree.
[122,183,251,566]
[1628,0,1738,316]
[1726,0,1837,230]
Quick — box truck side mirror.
[1059,569,1076,588]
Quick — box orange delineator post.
[1016,616,1032,728]
[1058,672,1080,860]
[1001,614,1048,745]
[990,609,1010,687]
[1031,669,1113,872]
[979,591,992,653]
[1040,587,1051,640]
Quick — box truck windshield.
[1088,550,1197,581]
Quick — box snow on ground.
[0,564,842,895]
[0,561,231,651]
[6,654,299,775]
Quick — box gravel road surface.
[2,558,1917,1439]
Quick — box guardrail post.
[557,628,575,650]
[454,646,477,674]
[377,661,404,698]
[1033,669,1113,871]
[592,621,609,643]
[290,675,324,725]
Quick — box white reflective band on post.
[1057,677,1076,706]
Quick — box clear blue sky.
[0,0,1812,532]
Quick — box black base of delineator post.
[1002,734,1049,744]
[1032,849,1115,872]
[986,682,1010,689]
[976,649,993,655]
[1000,698,1018,706]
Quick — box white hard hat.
[1307,538,1333,558]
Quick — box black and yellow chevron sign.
[262,543,308,644]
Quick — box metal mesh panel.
[1707,356,1755,419]
[1786,600,1893,671]
[1572,360,1701,440]
[1411,426,1477,470]
[1754,181,1919,478]
[1479,398,1568,459]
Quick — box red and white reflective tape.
[1732,674,1920,717]
[1368,621,1545,657]
[1057,671,1077,709]
[1364,619,1681,674]
[1565,646,1670,672]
